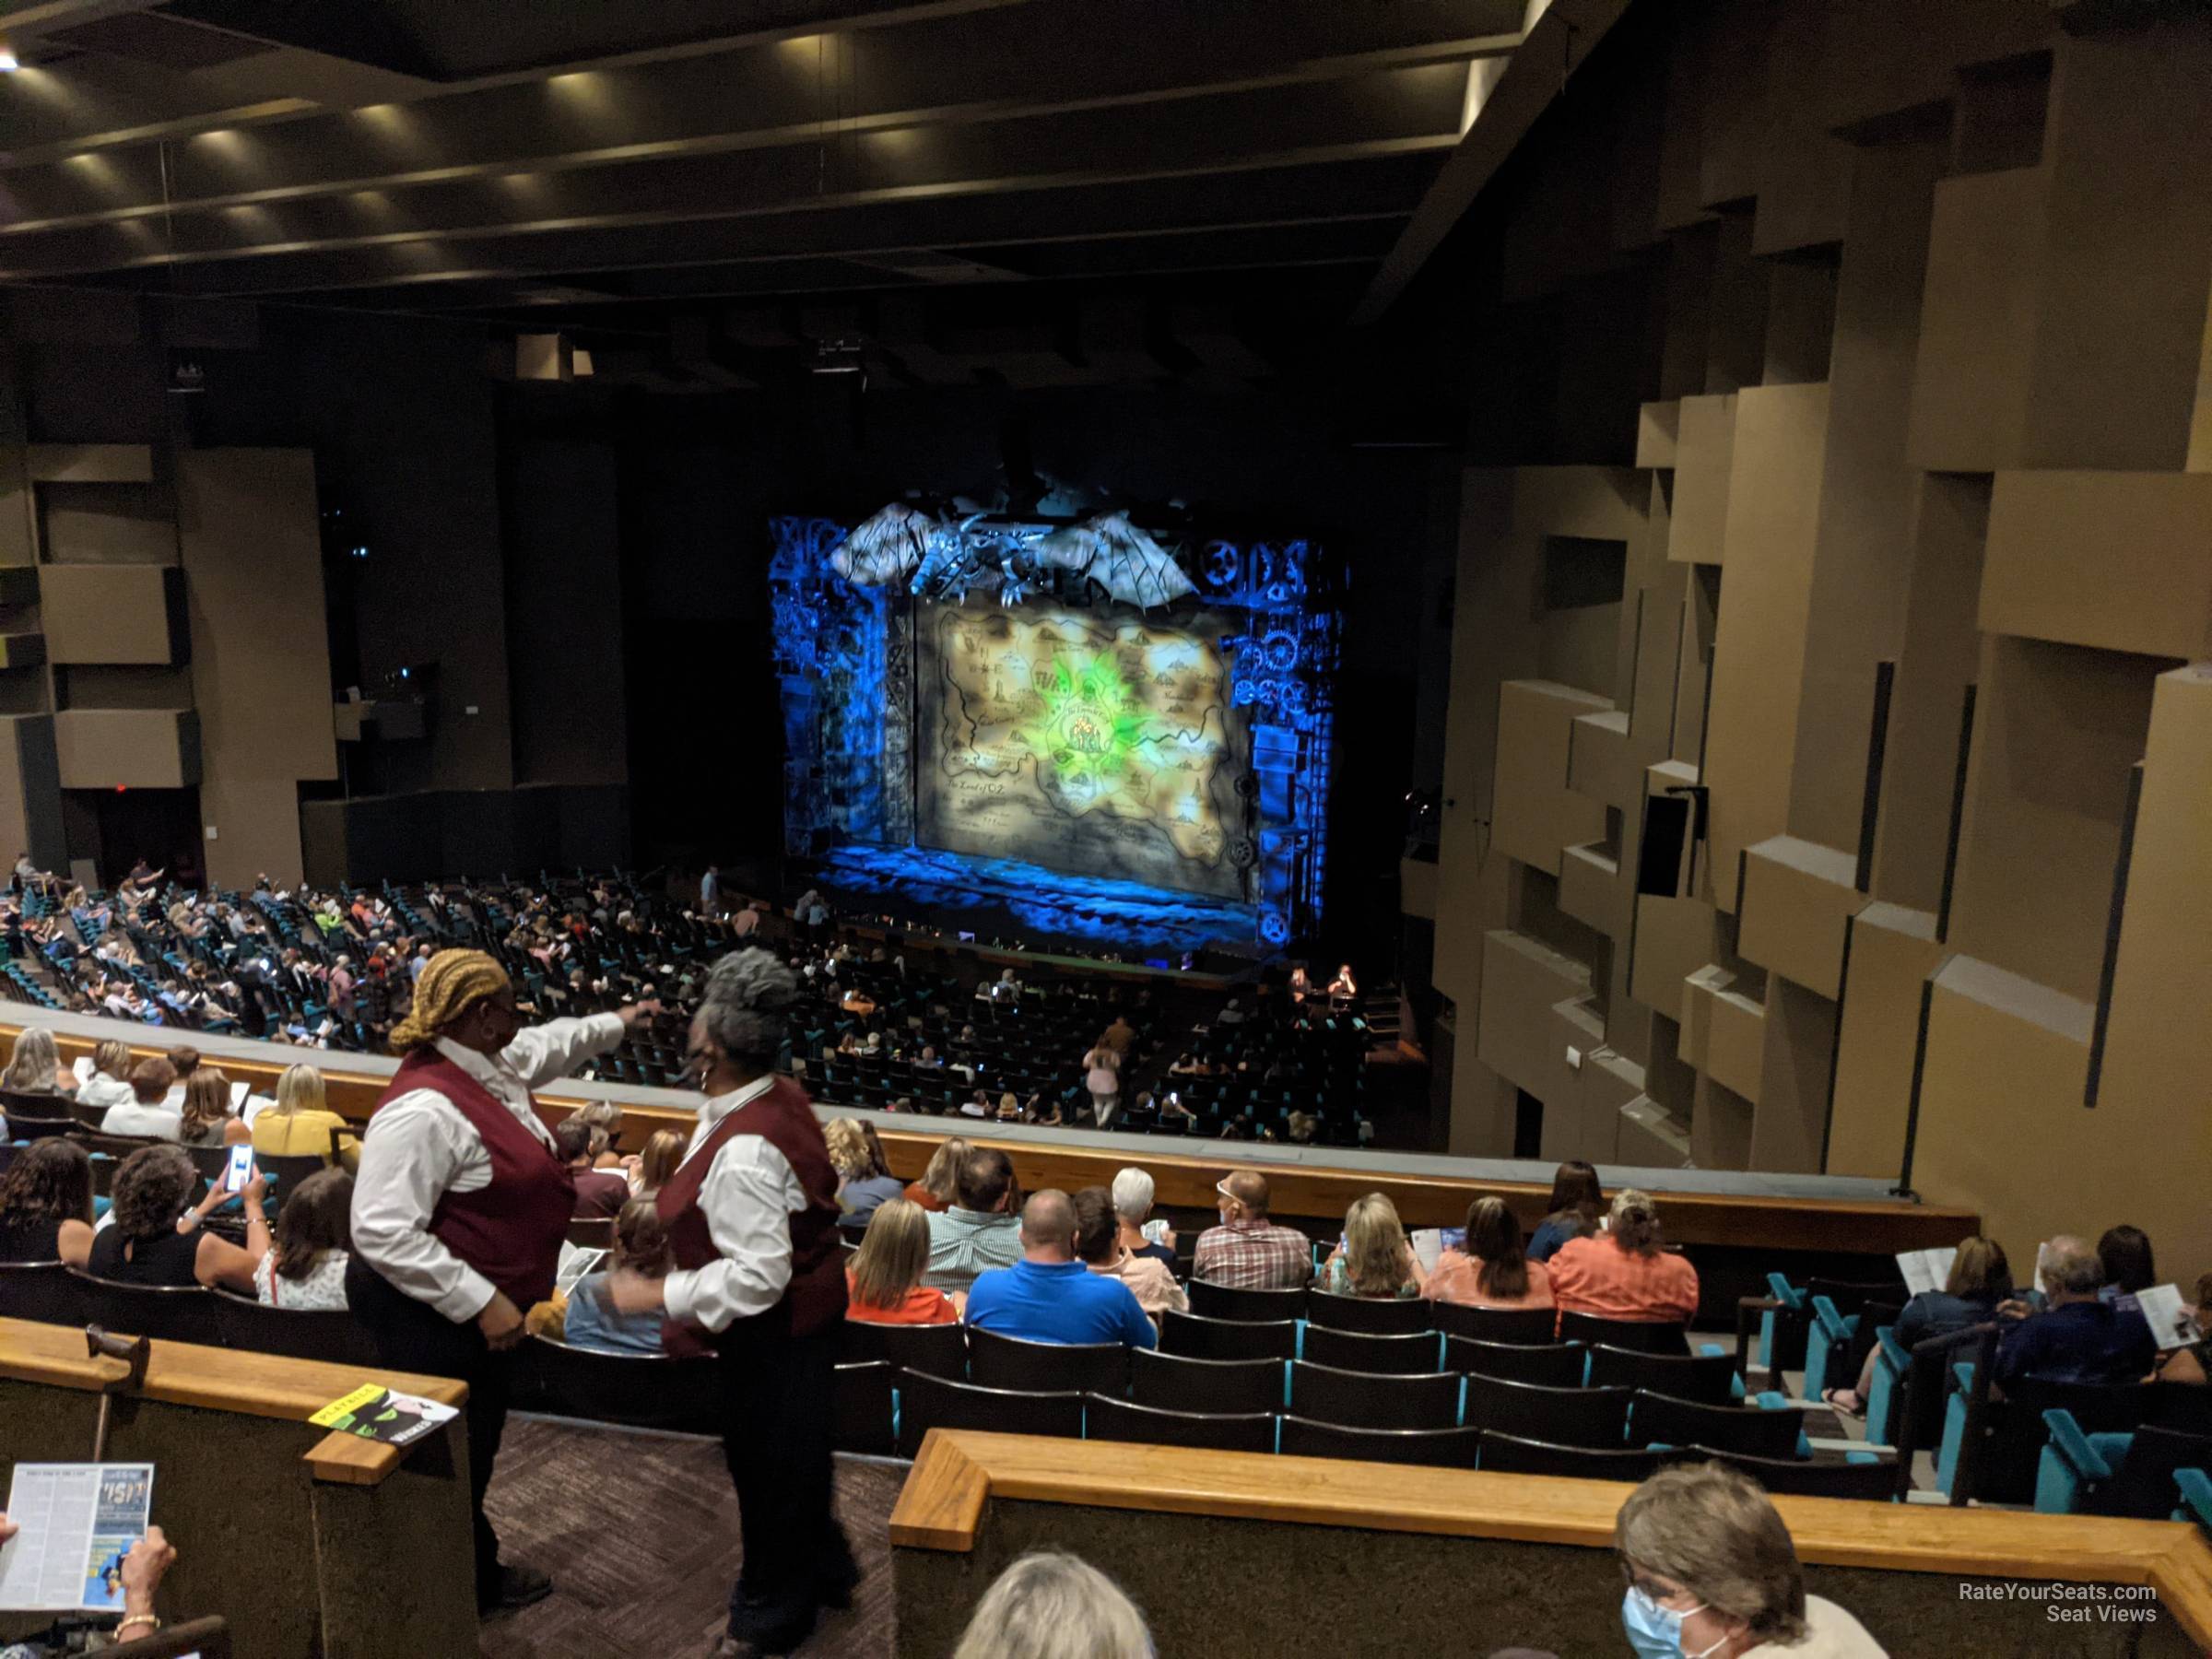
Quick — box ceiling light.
[0,39,18,72]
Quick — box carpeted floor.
[478,1416,905,1659]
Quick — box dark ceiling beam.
[1351,0,1632,325]
[0,0,160,36]
[0,67,1466,285]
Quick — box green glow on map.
[1017,650,1149,793]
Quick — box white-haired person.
[1615,1462,1886,1655]
[607,949,855,1657]
[1547,1189,1700,1326]
[0,1026,75,1099]
[347,947,659,1618]
[1110,1167,1176,1269]
[952,1550,1153,1659]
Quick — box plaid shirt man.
[1192,1218,1312,1290]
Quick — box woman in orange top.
[1547,1189,1699,1324]
[900,1135,969,1215]
[1424,1195,1553,1310]
[844,1199,959,1325]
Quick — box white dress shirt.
[660,1076,806,1336]
[350,1013,626,1323]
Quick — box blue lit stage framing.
[770,512,1338,952]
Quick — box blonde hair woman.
[1548,1188,1700,1325]
[251,1063,355,1164]
[570,1100,625,1167]
[1318,1192,1424,1300]
[953,1550,1152,1659]
[901,1135,970,1215]
[627,1127,687,1196]
[76,1039,135,1111]
[825,1118,904,1225]
[845,1198,959,1324]
[178,1067,249,1149]
[0,1028,73,1097]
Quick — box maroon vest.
[376,1049,576,1312]
[658,1076,846,1355]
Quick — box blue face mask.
[1622,1586,1724,1659]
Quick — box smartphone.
[222,1144,256,1194]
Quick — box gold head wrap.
[389,948,513,1052]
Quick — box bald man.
[1192,1171,1313,1290]
[963,1189,1157,1349]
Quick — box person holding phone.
[347,947,659,1618]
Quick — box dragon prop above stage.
[828,500,1197,608]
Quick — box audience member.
[252,1063,353,1163]
[1079,1039,1121,1128]
[2150,1271,2212,1386]
[966,1190,1157,1349]
[570,1100,627,1167]
[0,1138,95,1266]
[0,1027,73,1097]
[951,1549,1153,1659]
[100,1057,182,1141]
[88,1144,266,1292]
[1109,1167,1176,1269]
[1824,1236,2009,1418]
[925,1147,1023,1290]
[898,1141,969,1212]
[0,1516,177,1656]
[825,1118,904,1225]
[629,1126,687,1196]
[1528,1160,1604,1263]
[2098,1224,2156,1308]
[1615,1462,1887,1656]
[1072,1185,1186,1320]
[177,1067,248,1149]
[1317,1192,1424,1300]
[75,1039,136,1111]
[1993,1235,2156,1390]
[1192,1171,1311,1290]
[256,1168,354,1311]
[555,1117,630,1219]
[1425,1195,1553,1311]
[844,1198,960,1324]
[1548,1190,1699,1325]
[559,1198,675,1355]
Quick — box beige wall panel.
[1701,382,1831,912]
[1669,572,1717,771]
[1619,1094,1694,1170]
[1538,602,1622,701]
[1667,394,1735,566]
[2094,666,2212,1144]
[1567,710,1635,810]
[1541,995,1607,1162]
[0,714,63,871]
[1812,0,2053,135]
[1630,893,1713,1018]
[1981,472,2212,661]
[0,448,30,568]
[1827,904,1944,1181]
[1903,168,2045,473]
[53,708,198,789]
[1491,679,1611,877]
[1446,1043,1520,1159]
[1636,402,1679,469]
[39,486,178,567]
[1703,981,1765,1107]
[1749,0,1851,255]
[1750,977,1838,1174]
[1947,635,2162,1004]
[25,444,152,484]
[1558,841,1625,940]
[1475,928,1589,1116]
[177,449,338,890]
[1575,1049,1643,1166]
[40,564,181,665]
[1870,476,1990,912]
[1736,835,1865,1001]
[1689,1075,1753,1171]
[2024,21,2212,471]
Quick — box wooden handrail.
[890,1430,2212,1647]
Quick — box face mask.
[1622,1587,1724,1659]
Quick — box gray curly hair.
[697,948,800,1069]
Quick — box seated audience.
[628,1126,688,1196]
[1425,1195,1553,1310]
[1110,1167,1177,1269]
[904,1135,971,1215]
[0,1138,96,1266]
[1192,1171,1311,1290]
[569,1100,627,1167]
[966,1190,1157,1349]
[2099,1223,2156,1310]
[555,1117,631,1219]
[1615,1462,1887,1656]
[176,1066,249,1149]
[845,1198,960,1325]
[925,1147,1023,1290]
[75,1039,135,1111]
[251,1062,354,1163]
[952,1549,1153,1659]
[1317,1192,1424,1300]
[562,1199,677,1355]
[0,1027,74,1097]
[100,1057,182,1141]
[826,1118,905,1225]
[2150,1271,2212,1385]
[1073,1185,1186,1319]
[254,1168,353,1311]
[0,1516,177,1656]
[1548,1190,1699,1325]
[1993,1234,2156,1390]
[87,1145,266,1292]
[1824,1236,2009,1417]
[1527,1159,1604,1263]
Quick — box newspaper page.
[0,1463,153,1612]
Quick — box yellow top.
[253,1107,354,1160]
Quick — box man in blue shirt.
[1994,1236,2156,1389]
[966,1190,1158,1349]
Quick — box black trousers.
[714,1310,852,1636]
[346,1259,515,1603]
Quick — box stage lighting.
[0,48,18,72]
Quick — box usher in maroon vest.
[376,1048,576,1312]
[657,1075,846,1357]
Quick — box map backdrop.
[914,601,1252,900]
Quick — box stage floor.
[811,842,1260,958]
